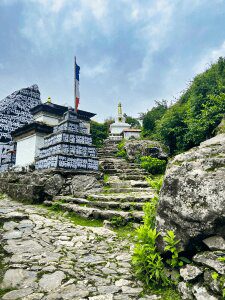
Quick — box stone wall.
[0,170,103,203]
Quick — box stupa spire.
[118,102,123,122]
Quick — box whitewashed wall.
[34,113,60,126]
[123,131,141,140]
[15,134,45,166]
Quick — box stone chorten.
[109,103,131,139]
[35,109,98,171]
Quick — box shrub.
[132,196,185,288]
[146,175,164,193]
[140,156,167,175]
[115,140,128,159]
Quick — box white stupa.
[109,102,131,140]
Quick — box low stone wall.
[0,170,103,203]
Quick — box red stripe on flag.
[75,97,80,112]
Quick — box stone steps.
[45,201,144,222]
[53,196,144,211]
[87,192,154,202]
[107,180,149,188]
[47,140,152,226]
[118,174,147,180]
[102,168,147,175]
[104,187,152,193]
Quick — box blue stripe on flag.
[76,63,80,81]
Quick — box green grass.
[42,204,103,227]
[103,174,110,183]
[143,285,181,300]
[0,288,14,298]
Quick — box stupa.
[35,108,98,171]
[109,103,131,140]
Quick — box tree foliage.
[90,121,109,148]
[143,57,225,154]
[142,100,168,137]
[124,114,141,128]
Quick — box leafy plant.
[140,156,167,175]
[163,231,183,268]
[142,196,159,229]
[211,272,219,280]
[146,175,164,193]
[132,227,169,286]
[115,140,128,159]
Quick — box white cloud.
[194,41,225,74]
[82,57,113,78]
[128,0,175,84]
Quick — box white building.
[109,103,131,140]
[123,128,141,140]
[12,102,96,168]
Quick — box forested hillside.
[143,57,225,154]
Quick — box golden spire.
[118,102,122,116]
[46,96,51,103]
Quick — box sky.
[0,0,225,122]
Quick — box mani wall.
[0,84,41,142]
[0,85,41,170]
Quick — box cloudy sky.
[0,0,225,121]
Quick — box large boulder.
[157,134,225,252]
[124,140,168,161]
[70,174,103,196]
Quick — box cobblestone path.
[0,197,158,300]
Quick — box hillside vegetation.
[143,57,225,154]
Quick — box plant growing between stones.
[132,195,185,288]
[163,231,183,268]
[140,156,167,175]
[146,175,164,194]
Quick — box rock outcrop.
[124,140,168,162]
[0,170,102,203]
[157,134,225,252]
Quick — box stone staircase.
[45,140,155,226]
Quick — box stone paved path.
[0,197,158,300]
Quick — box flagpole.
[74,56,76,111]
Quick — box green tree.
[124,114,141,128]
[90,121,109,148]
[142,100,168,137]
[155,57,225,153]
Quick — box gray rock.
[180,265,203,281]
[192,283,218,300]
[3,221,18,231]
[2,288,34,300]
[98,285,121,294]
[124,140,168,162]
[1,269,37,289]
[44,174,65,196]
[60,284,89,299]
[89,295,113,300]
[70,174,102,196]
[22,293,44,300]
[122,286,143,294]
[203,270,221,294]
[157,134,225,251]
[178,282,194,300]
[4,239,43,255]
[115,279,132,287]
[193,252,225,275]
[39,271,66,291]
[3,230,22,240]
[203,236,225,251]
